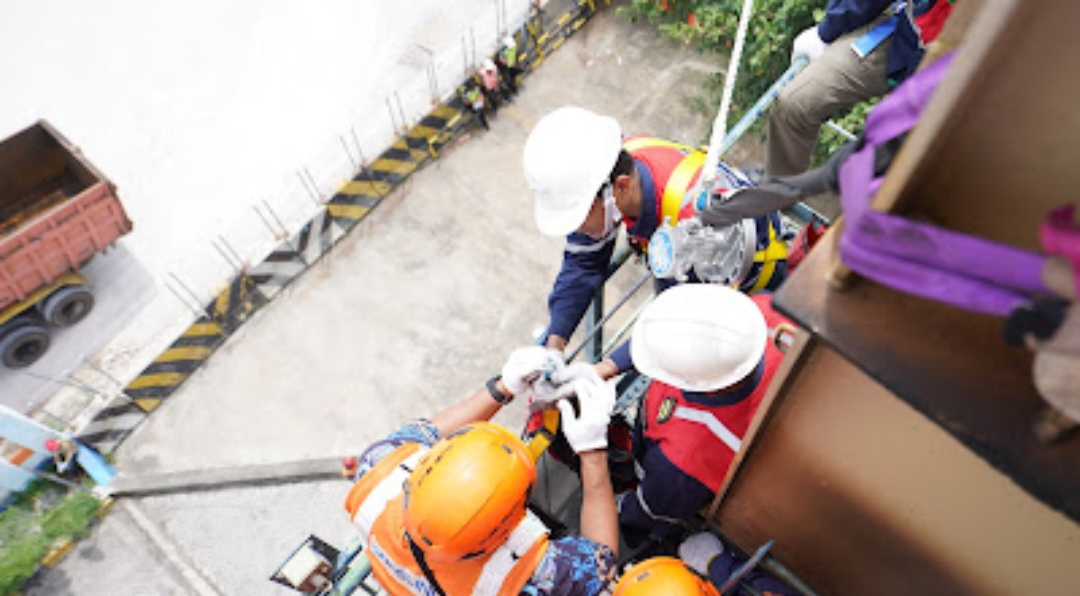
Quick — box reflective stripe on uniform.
[353,450,426,538]
[473,510,549,596]
[672,406,742,452]
[565,231,617,254]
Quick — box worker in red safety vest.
[522,106,789,379]
[343,347,619,596]
[619,284,793,547]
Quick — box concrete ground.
[24,5,753,595]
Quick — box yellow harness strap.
[748,224,789,294]
[620,137,706,226]
[525,410,561,463]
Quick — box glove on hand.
[791,25,827,63]
[529,361,595,411]
[556,376,615,453]
[501,346,564,396]
[679,531,726,576]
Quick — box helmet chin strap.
[405,531,448,596]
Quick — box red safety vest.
[621,136,707,248]
[344,444,549,596]
[641,294,790,491]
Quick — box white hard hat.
[631,285,767,392]
[523,106,622,236]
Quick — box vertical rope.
[703,0,756,184]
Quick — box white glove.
[556,377,615,453]
[531,362,603,411]
[791,25,827,64]
[679,532,725,575]
[501,346,564,396]
[552,362,602,389]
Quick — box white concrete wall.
[0,0,536,401]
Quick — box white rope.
[703,0,756,185]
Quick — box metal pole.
[470,27,477,66]
[168,272,204,312]
[825,119,858,141]
[462,35,471,77]
[296,170,320,206]
[339,135,359,171]
[567,271,651,362]
[304,168,322,204]
[211,239,240,275]
[416,45,438,102]
[350,127,364,166]
[386,97,400,133]
[716,57,808,159]
[218,235,246,269]
[262,200,292,239]
[394,92,408,130]
[164,275,205,317]
[253,204,283,239]
[583,288,604,363]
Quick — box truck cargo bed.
[0,121,132,312]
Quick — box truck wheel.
[0,323,50,368]
[41,285,95,327]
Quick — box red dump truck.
[0,120,132,368]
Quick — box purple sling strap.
[838,52,1049,316]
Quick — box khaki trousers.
[765,22,892,177]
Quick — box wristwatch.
[486,375,514,405]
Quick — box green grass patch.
[0,480,104,595]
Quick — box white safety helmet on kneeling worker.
[523,106,623,236]
[631,285,767,392]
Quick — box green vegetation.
[0,479,103,595]
[620,0,875,163]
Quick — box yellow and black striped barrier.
[123,319,227,413]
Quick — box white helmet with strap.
[523,106,622,236]
[631,284,767,392]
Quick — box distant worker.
[523,106,789,375]
[343,346,619,596]
[619,284,793,547]
[766,0,955,177]
[496,35,523,97]
[478,59,509,113]
[461,82,489,131]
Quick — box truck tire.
[0,322,50,368]
[41,284,95,327]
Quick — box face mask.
[591,184,621,239]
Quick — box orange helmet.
[402,422,536,561]
[614,557,720,596]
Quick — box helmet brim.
[525,107,622,236]
[534,193,597,236]
[630,286,767,392]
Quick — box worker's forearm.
[545,334,568,351]
[578,450,619,556]
[429,381,507,436]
